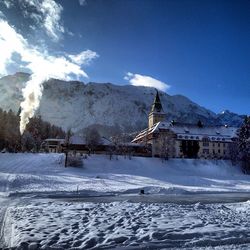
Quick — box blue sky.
[0,0,249,115]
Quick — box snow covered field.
[1,153,250,249]
[0,153,250,196]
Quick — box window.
[202,137,209,146]
[218,149,220,153]
[203,149,209,154]
[218,143,220,147]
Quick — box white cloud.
[1,0,14,9]
[69,50,99,65]
[0,10,4,19]
[40,0,64,41]
[2,0,64,41]
[0,20,88,78]
[124,72,170,92]
[0,19,98,134]
[0,20,25,76]
[79,0,87,6]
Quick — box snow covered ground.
[0,153,250,196]
[1,153,250,249]
[4,200,250,249]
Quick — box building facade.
[41,138,65,153]
[132,91,238,159]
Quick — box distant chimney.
[197,120,203,128]
[171,120,176,125]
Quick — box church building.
[132,91,238,159]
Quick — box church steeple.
[151,90,164,113]
[148,90,166,128]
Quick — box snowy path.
[0,197,17,248]
[0,198,7,248]
[54,192,250,204]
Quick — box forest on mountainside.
[0,108,65,152]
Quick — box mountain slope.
[0,72,244,136]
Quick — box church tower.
[148,90,166,128]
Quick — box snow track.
[0,203,7,248]
[5,200,250,249]
[0,197,15,248]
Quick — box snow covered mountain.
[216,110,246,127]
[0,72,244,136]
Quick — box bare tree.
[85,128,101,154]
[64,129,72,167]
[159,132,175,161]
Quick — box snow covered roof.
[69,135,85,145]
[132,121,238,142]
[118,142,145,147]
[131,124,159,142]
[169,123,238,142]
[101,137,113,146]
[69,135,112,145]
[44,138,65,143]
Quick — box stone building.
[132,91,238,159]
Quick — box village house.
[41,138,65,153]
[132,91,238,159]
[42,135,151,157]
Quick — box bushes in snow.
[67,155,84,167]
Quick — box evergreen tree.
[238,116,250,172]
[85,128,101,153]
[0,108,65,152]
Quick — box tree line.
[0,108,65,152]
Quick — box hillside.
[0,72,244,136]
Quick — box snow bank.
[0,153,250,196]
